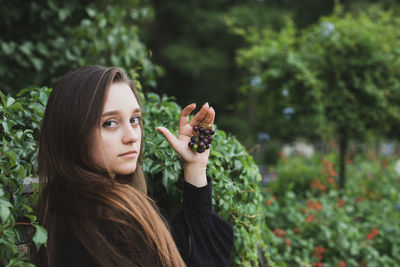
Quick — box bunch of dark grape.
[188,123,215,153]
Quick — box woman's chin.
[113,164,137,176]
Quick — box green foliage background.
[0,0,161,93]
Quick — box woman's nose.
[121,124,140,144]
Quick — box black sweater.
[36,179,234,266]
[170,179,234,266]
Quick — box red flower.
[382,160,388,169]
[312,246,326,259]
[308,201,323,211]
[366,228,379,240]
[265,199,272,205]
[311,179,319,189]
[337,261,346,267]
[356,197,365,203]
[311,179,327,192]
[312,263,323,267]
[306,214,315,223]
[315,202,323,211]
[336,199,345,208]
[328,178,335,184]
[294,227,300,234]
[285,238,291,246]
[273,228,286,237]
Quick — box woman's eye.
[130,116,141,126]
[103,120,117,128]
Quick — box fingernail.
[204,102,209,107]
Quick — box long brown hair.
[36,66,185,266]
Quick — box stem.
[338,131,348,190]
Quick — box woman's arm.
[157,103,233,266]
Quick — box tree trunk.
[338,132,348,190]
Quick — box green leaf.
[5,151,16,167]
[0,198,12,222]
[33,225,48,250]
[0,91,6,106]
[6,97,15,107]
[31,57,44,72]
[39,90,50,106]
[149,164,163,175]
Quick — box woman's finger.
[190,102,209,126]
[204,107,215,125]
[179,103,196,128]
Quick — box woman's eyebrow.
[102,108,141,117]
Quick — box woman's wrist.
[183,163,207,187]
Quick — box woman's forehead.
[103,83,140,113]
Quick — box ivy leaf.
[33,225,48,250]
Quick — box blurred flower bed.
[261,151,400,266]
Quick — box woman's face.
[90,82,142,175]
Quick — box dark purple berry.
[205,144,210,150]
[197,147,205,153]
[199,134,205,141]
[203,139,209,145]
[207,135,213,144]
[198,142,205,149]
[188,141,195,148]
[204,130,210,136]
[193,126,199,131]
[199,127,206,134]
[210,129,215,135]
[191,136,197,142]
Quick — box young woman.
[34,66,233,266]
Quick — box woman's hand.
[156,103,215,187]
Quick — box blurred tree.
[145,0,339,142]
[146,0,246,134]
[233,5,400,188]
[0,0,161,93]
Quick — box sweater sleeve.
[169,177,234,267]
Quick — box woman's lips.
[119,151,137,158]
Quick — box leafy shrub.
[262,153,400,266]
[0,88,49,266]
[266,153,338,198]
[141,92,271,266]
[0,87,269,266]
